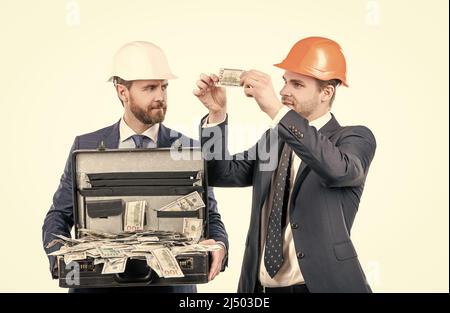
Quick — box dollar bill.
[64,252,87,265]
[86,248,101,258]
[182,218,203,241]
[46,239,69,249]
[137,236,159,242]
[132,244,165,253]
[96,247,125,258]
[101,258,127,274]
[218,68,244,87]
[146,255,163,278]
[48,229,208,277]
[171,243,223,256]
[152,248,184,278]
[94,258,107,265]
[124,200,146,232]
[51,234,79,244]
[158,192,205,212]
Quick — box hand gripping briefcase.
[57,147,210,288]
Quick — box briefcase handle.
[114,270,154,284]
[113,259,154,284]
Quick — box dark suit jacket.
[201,110,376,293]
[42,120,228,293]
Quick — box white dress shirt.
[118,118,159,148]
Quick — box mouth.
[149,105,166,111]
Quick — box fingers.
[208,251,222,281]
[200,239,223,281]
[200,73,213,84]
[192,88,203,97]
[196,78,209,91]
[240,69,267,82]
[194,73,220,98]
[241,76,259,98]
[210,74,220,83]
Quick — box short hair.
[113,76,133,106]
[315,78,341,107]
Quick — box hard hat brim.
[107,73,178,82]
[274,62,348,87]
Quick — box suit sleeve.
[42,137,78,278]
[200,114,257,187]
[278,110,376,187]
[205,187,229,270]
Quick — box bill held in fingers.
[218,68,244,87]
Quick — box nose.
[155,85,165,102]
[280,84,290,97]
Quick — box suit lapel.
[157,123,175,148]
[102,120,120,149]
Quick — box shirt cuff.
[270,106,291,128]
[216,241,227,254]
[202,115,227,128]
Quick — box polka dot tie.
[264,143,292,278]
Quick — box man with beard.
[195,37,376,293]
[42,41,228,293]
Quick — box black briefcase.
[57,147,210,288]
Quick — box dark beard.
[130,100,167,125]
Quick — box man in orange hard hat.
[195,37,376,293]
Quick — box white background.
[0,0,448,292]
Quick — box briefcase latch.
[178,257,194,270]
[97,140,106,151]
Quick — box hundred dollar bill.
[171,243,223,256]
[96,247,125,258]
[94,258,107,265]
[64,252,87,265]
[218,68,244,87]
[101,258,127,274]
[182,218,203,241]
[46,239,69,249]
[152,248,184,278]
[132,244,165,253]
[137,236,159,242]
[124,200,146,232]
[158,192,205,212]
[146,255,163,278]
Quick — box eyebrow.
[142,82,169,89]
[282,76,305,84]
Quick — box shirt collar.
[119,117,160,143]
[309,111,332,131]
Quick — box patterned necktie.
[264,143,292,278]
[131,134,147,148]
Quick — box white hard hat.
[107,41,177,82]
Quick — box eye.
[292,82,303,88]
[162,84,168,91]
[144,86,157,91]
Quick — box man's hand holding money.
[193,73,227,124]
[240,69,284,119]
[194,69,284,121]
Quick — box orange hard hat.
[274,36,348,87]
